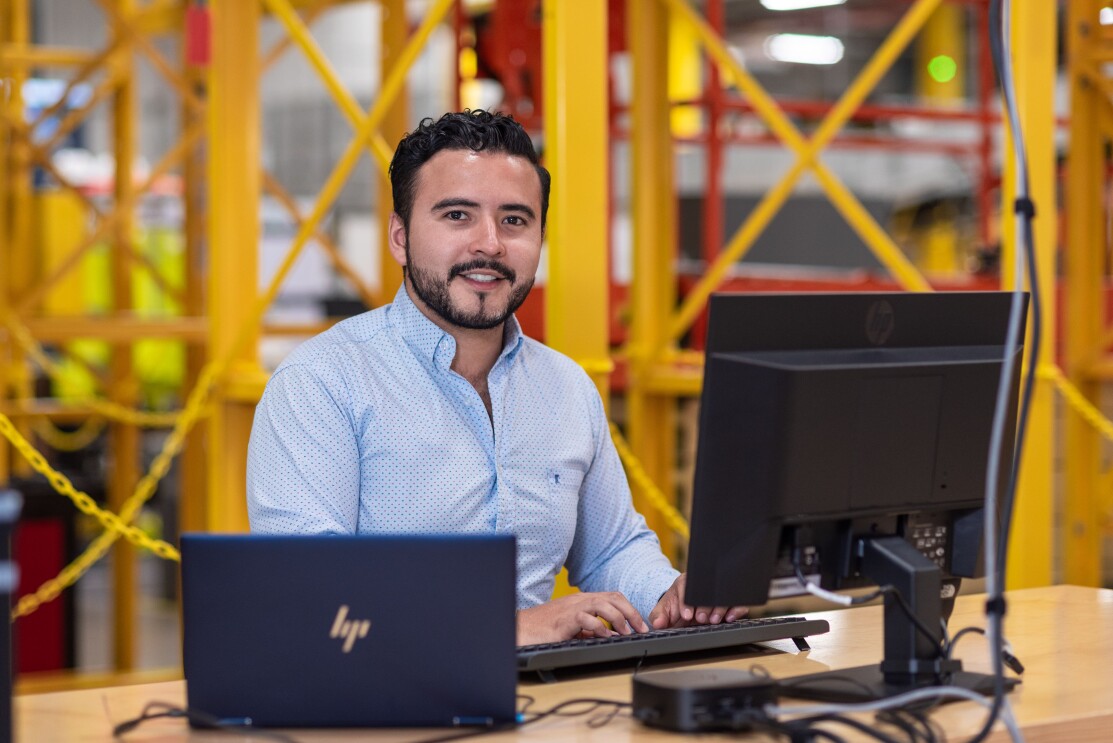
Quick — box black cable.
[409,696,633,743]
[409,721,520,743]
[804,713,910,743]
[748,715,850,743]
[111,702,300,742]
[793,561,944,659]
[944,627,986,660]
[524,697,632,721]
[876,708,938,743]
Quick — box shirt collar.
[390,283,525,370]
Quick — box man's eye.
[505,215,525,226]
[446,210,466,220]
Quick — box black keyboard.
[517,616,830,680]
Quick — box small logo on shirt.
[330,605,371,652]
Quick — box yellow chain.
[1,310,181,428]
[7,362,222,618]
[608,422,691,540]
[30,415,107,451]
[1038,364,1113,443]
[0,411,179,553]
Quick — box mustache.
[448,259,516,283]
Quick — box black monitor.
[685,291,1027,702]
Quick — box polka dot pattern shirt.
[247,284,679,620]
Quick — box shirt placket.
[488,358,514,534]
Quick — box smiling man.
[247,110,745,644]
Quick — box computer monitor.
[685,291,1027,702]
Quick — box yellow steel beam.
[1,38,124,140]
[108,0,139,672]
[913,5,965,274]
[200,0,454,532]
[262,170,376,309]
[6,0,34,481]
[542,0,610,399]
[132,0,184,36]
[23,316,207,342]
[0,44,98,67]
[16,122,205,315]
[93,0,206,114]
[203,0,451,530]
[1082,356,1113,380]
[252,0,455,321]
[207,0,262,533]
[1002,0,1057,589]
[1063,0,1105,586]
[0,401,117,421]
[659,0,936,349]
[376,0,407,306]
[0,0,13,483]
[33,73,123,155]
[917,4,966,104]
[260,0,330,71]
[262,0,393,175]
[642,362,702,398]
[627,0,677,558]
[180,50,208,537]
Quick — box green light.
[928,55,957,84]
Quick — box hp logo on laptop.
[330,605,371,652]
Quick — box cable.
[770,685,993,719]
[965,0,1040,740]
[111,701,300,742]
[793,558,944,659]
[411,697,633,743]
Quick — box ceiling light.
[761,0,847,11]
[764,34,845,65]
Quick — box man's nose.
[470,217,505,255]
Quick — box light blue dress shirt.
[247,285,679,619]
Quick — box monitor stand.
[780,536,1019,704]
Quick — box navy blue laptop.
[180,533,517,728]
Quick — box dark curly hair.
[389,109,551,229]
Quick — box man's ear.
[387,212,408,267]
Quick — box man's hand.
[516,592,650,646]
[648,573,749,629]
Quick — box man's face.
[388,148,544,332]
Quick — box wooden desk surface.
[16,584,1113,742]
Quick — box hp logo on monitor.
[866,300,895,345]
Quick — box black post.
[0,489,22,743]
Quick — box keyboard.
[517,615,830,680]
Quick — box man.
[247,110,746,645]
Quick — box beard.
[405,241,534,331]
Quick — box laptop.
[180,533,517,728]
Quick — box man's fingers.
[724,605,750,622]
[577,612,615,638]
[592,593,648,634]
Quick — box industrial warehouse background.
[1,2,1111,739]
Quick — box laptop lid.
[180,533,517,728]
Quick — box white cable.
[803,581,855,607]
[977,1,1027,741]
[769,685,1024,740]
[768,685,992,717]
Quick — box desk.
[16,585,1113,742]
